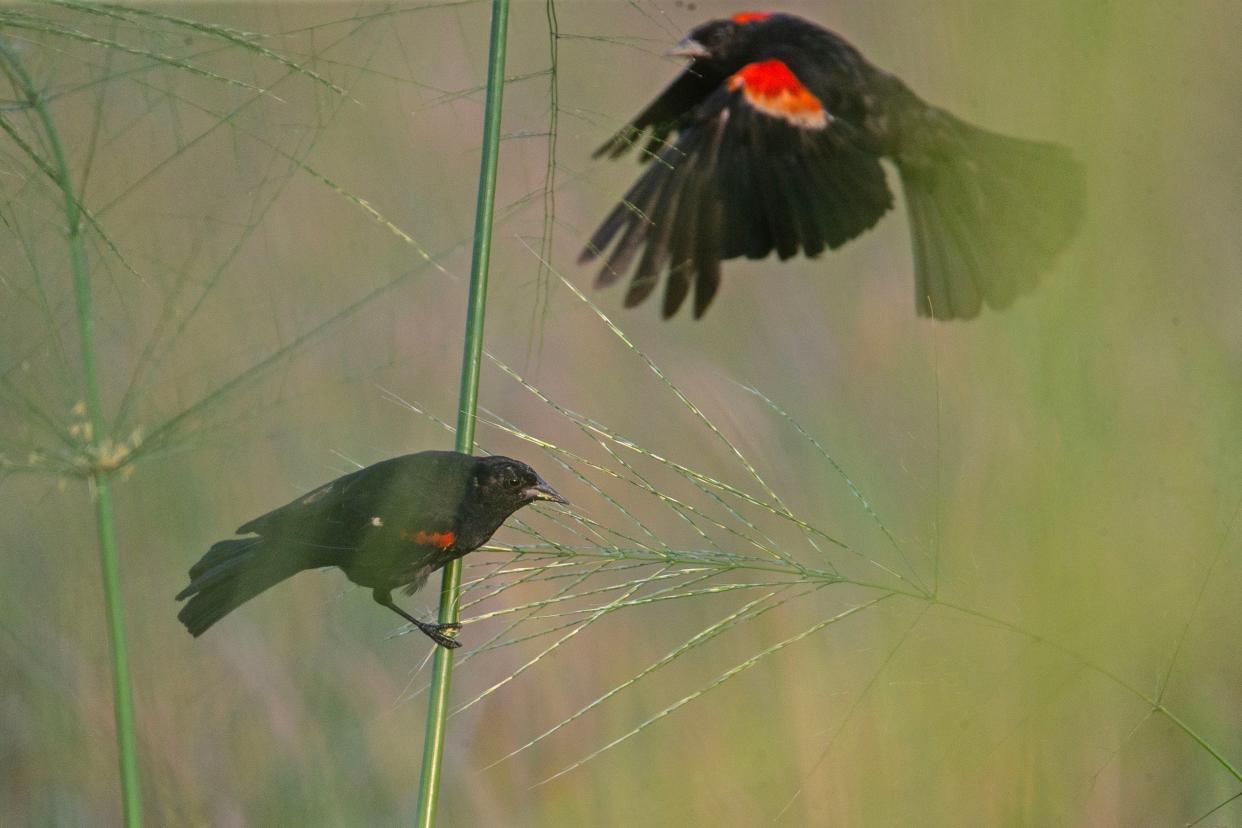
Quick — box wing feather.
[594,66,724,161]
[583,58,893,318]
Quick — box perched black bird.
[176,451,566,649]
[581,11,1084,320]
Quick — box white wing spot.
[371,516,383,527]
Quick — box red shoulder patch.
[726,59,829,129]
[400,529,456,550]
[731,11,772,24]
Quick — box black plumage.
[176,451,566,649]
[581,12,1083,320]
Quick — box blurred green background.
[2,1,1241,825]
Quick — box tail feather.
[186,535,257,581]
[897,109,1084,320]
[176,538,303,637]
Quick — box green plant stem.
[415,0,510,824]
[91,473,143,823]
[0,41,143,826]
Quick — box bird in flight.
[582,11,1084,320]
[176,451,566,649]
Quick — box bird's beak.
[525,479,568,505]
[666,37,709,59]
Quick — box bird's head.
[668,11,777,65]
[473,455,567,516]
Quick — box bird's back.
[236,450,476,541]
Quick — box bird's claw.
[418,620,462,649]
[428,630,462,650]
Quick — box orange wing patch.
[400,529,456,550]
[727,59,829,129]
[730,11,772,24]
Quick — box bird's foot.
[416,620,462,649]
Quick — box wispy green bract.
[0,37,144,827]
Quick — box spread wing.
[592,65,725,162]
[581,58,893,319]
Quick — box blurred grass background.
[2,1,1241,825]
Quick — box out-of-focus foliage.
[2,2,1240,825]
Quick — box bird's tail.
[895,107,1084,320]
[176,537,304,636]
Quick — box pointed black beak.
[524,479,568,505]
[667,37,709,59]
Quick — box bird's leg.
[373,589,461,649]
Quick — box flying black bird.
[581,11,1084,320]
[176,451,566,649]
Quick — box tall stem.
[0,41,143,826]
[91,473,143,825]
[414,0,510,824]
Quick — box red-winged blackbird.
[176,451,566,649]
[581,11,1084,320]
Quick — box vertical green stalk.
[414,0,510,824]
[90,473,142,826]
[0,42,143,826]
